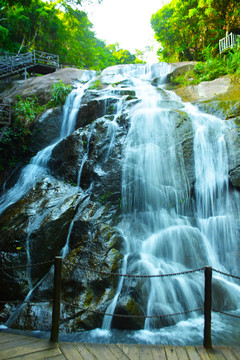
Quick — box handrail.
[0,103,11,125]
[0,257,239,347]
[219,32,240,54]
[0,50,59,77]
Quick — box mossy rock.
[112,296,145,330]
[197,99,240,120]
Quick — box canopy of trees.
[0,0,142,70]
[151,0,240,62]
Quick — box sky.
[84,0,170,62]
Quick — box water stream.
[98,63,240,343]
[1,63,240,345]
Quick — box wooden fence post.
[50,256,62,343]
[203,266,212,349]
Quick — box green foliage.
[89,78,102,90]
[151,0,240,62]
[51,80,72,106]
[0,95,46,172]
[14,96,43,126]
[0,0,138,70]
[0,123,34,171]
[171,47,240,87]
[194,46,240,82]
[99,192,114,203]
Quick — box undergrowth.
[171,46,240,87]
[51,79,72,106]
[0,79,72,173]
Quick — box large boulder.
[174,76,232,103]
[0,68,94,105]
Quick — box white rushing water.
[99,63,240,343]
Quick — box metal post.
[50,256,62,343]
[203,266,212,349]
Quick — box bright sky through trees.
[85,0,170,62]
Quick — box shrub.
[51,80,72,106]
[14,96,43,127]
[170,46,240,88]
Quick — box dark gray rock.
[30,108,63,153]
[224,122,240,188]
[76,97,119,129]
[49,129,84,185]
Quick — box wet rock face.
[0,176,125,330]
[76,96,119,129]
[30,108,63,153]
[0,69,136,331]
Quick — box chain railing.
[0,256,240,347]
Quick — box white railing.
[219,32,240,54]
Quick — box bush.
[51,80,72,106]
[14,96,43,127]
[170,46,240,88]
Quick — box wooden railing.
[219,32,240,54]
[0,50,59,78]
[0,103,11,126]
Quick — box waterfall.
[100,64,240,339]
[1,63,240,344]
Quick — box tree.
[151,0,240,62]
[0,0,139,70]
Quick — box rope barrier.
[1,259,239,281]
[212,308,240,319]
[1,256,239,348]
[61,301,203,319]
[212,268,240,280]
[73,264,205,278]
[0,260,54,272]
[0,300,53,305]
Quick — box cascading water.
[98,63,240,344]
[1,63,240,345]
